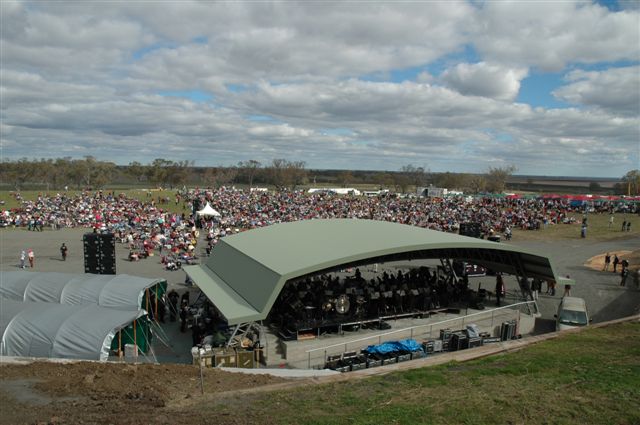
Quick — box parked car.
[555,296,591,331]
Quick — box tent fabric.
[364,339,423,355]
[0,299,145,361]
[0,272,165,311]
[196,202,221,217]
[185,219,558,325]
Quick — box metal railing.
[305,300,538,368]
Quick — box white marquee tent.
[0,299,145,361]
[0,271,165,311]
[196,202,221,217]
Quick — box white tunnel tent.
[0,271,166,313]
[0,299,146,361]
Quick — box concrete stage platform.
[270,301,536,369]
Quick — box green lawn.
[512,212,639,242]
[208,321,640,425]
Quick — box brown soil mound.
[0,361,292,425]
[584,250,639,272]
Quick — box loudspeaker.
[500,320,516,341]
[468,337,483,348]
[452,333,469,351]
[83,233,116,275]
[423,340,435,354]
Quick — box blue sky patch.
[158,90,213,102]
[247,115,278,122]
[517,71,570,109]
[132,42,178,60]
[226,84,251,93]
[321,128,354,136]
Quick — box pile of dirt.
[0,361,292,425]
[584,250,639,272]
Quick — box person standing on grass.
[603,253,611,271]
[621,220,627,232]
[19,250,26,269]
[608,214,614,229]
[626,221,631,232]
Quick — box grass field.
[212,321,640,425]
[512,212,639,242]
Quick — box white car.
[555,297,591,331]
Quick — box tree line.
[1,157,637,195]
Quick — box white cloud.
[553,66,640,116]
[440,62,528,101]
[473,1,640,71]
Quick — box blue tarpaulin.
[364,339,422,355]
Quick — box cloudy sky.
[1,1,639,177]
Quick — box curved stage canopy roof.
[0,272,165,311]
[185,219,558,325]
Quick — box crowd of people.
[2,187,638,273]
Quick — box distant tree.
[434,172,466,190]
[166,160,194,189]
[401,164,429,187]
[467,175,487,194]
[485,165,516,193]
[127,161,147,183]
[588,181,601,192]
[146,158,173,188]
[266,159,307,190]
[622,169,640,195]
[337,170,354,188]
[237,160,262,187]
[377,172,396,190]
[393,173,411,193]
[0,158,34,191]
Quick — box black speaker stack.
[459,222,482,238]
[83,232,116,275]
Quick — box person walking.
[613,255,620,273]
[19,250,26,269]
[603,253,611,271]
[60,243,68,261]
[167,290,179,322]
[620,268,629,287]
[531,278,541,301]
[495,274,505,307]
[621,220,627,232]
[27,249,34,268]
[626,221,631,232]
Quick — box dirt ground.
[0,360,295,425]
[584,249,639,273]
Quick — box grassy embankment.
[208,321,640,425]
